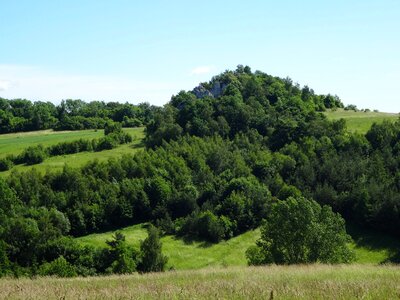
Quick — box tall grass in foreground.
[1,265,399,299]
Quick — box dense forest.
[1,65,399,276]
[0,98,158,133]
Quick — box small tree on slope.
[137,225,168,273]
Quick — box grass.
[324,109,399,134]
[77,224,260,270]
[76,222,400,269]
[347,222,400,264]
[1,264,399,299]
[0,127,144,176]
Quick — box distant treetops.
[0,98,158,133]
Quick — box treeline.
[0,98,158,133]
[0,123,132,171]
[1,65,399,276]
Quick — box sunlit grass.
[0,127,144,176]
[76,222,400,270]
[324,109,399,134]
[1,265,399,299]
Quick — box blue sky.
[1,0,399,112]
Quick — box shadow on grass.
[130,140,145,149]
[170,235,214,248]
[346,222,400,263]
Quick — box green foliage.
[137,225,168,273]
[38,256,77,277]
[0,97,157,134]
[246,197,355,265]
[104,232,137,274]
[20,145,47,165]
[104,121,122,136]
[1,66,400,277]
[0,158,13,171]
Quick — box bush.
[104,121,122,136]
[0,158,13,171]
[21,145,47,165]
[38,256,77,277]
[95,135,118,151]
[246,197,355,265]
[178,211,228,243]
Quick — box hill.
[1,265,399,299]
[324,109,398,133]
[1,66,400,278]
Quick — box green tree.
[137,225,168,273]
[105,232,137,274]
[246,197,354,265]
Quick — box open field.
[0,127,144,176]
[77,222,400,269]
[324,109,399,134]
[1,264,399,299]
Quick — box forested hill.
[1,65,400,277]
[146,65,344,149]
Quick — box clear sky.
[1,0,399,112]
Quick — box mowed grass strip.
[324,109,399,134]
[0,127,144,176]
[1,265,399,299]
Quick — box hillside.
[1,265,399,299]
[1,67,400,278]
[0,127,144,176]
[76,222,400,269]
[77,225,259,270]
[324,109,398,133]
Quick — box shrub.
[38,256,77,277]
[104,121,122,136]
[0,158,13,171]
[96,136,118,151]
[21,145,47,165]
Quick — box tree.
[105,232,137,274]
[137,225,168,273]
[246,197,354,265]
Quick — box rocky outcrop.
[192,85,213,99]
[192,81,228,99]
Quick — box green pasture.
[324,109,399,134]
[0,127,144,176]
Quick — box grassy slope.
[77,224,260,270]
[1,265,399,299]
[76,222,400,269]
[324,109,398,134]
[0,127,144,176]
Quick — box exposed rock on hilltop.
[192,81,227,99]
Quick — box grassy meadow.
[77,224,260,270]
[324,109,399,134]
[76,222,400,270]
[0,127,144,176]
[1,264,399,299]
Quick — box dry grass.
[1,264,399,299]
